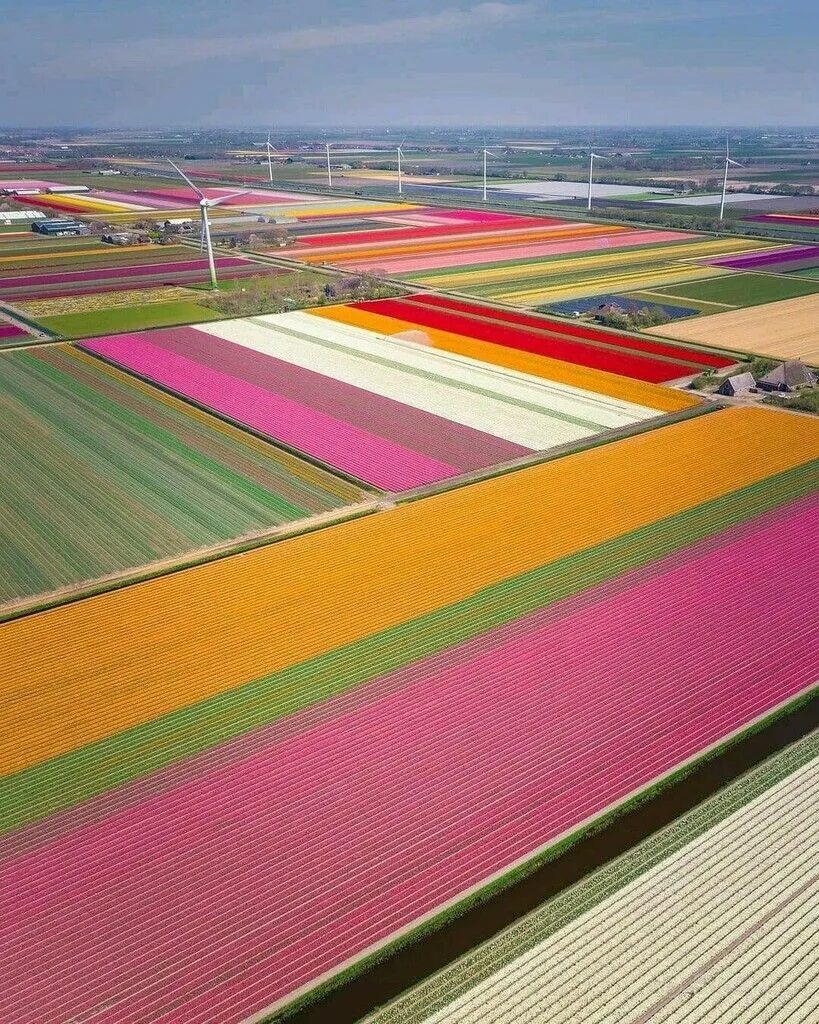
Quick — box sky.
[1,0,816,127]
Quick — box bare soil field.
[646,292,819,363]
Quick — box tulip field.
[1,160,817,1024]
[0,343,366,614]
[0,244,272,304]
[9,178,423,225]
[310,302,700,412]
[706,242,819,274]
[80,308,680,490]
[0,314,31,348]
[371,730,819,1024]
[275,201,819,316]
[0,233,290,338]
[0,407,816,1023]
[328,293,735,383]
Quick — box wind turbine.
[166,159,249,290]
[325,142,333,188]
[397,139,406,195]
[266,132,275,183]
[719,138,744,222]
[587,151,608,211]
[482,144,502,202]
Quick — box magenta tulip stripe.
[0,321,31,347]
[82,331,491,490]
[706,244,819,271]
[0,256,252,294]
[99,324,524,473]
[81,312,605,490]
[0,492,815,1024]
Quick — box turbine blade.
[208,189,251,206]
[166,158,204,199]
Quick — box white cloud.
[36,3,533,79]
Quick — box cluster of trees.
[594,305,672,331]
[203,271,402,317]
[690,358,779,392]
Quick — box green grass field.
[36,300,222,338]
[654,270,819,308]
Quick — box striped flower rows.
[0,344,366,614]
[370,730,819,1024]
[0,254,269,302]
[80,308,668,490]
[331,293,733,384]
[0,408,816,1023]
[374,738,819,1024]
[279,204,792,308]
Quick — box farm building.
[0,209,45,223]
[717,372,756,396]
[31,218,90,236]
[758,360,817,392]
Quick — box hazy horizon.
[2,1,816,128]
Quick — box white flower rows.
[196,312,657,453]
[422,754,819,1024]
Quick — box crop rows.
[707,243,819,274]
[401,748,819,1024]
[372,730,819,1023]
[0,486,815,1023]
[2,454,816,840]
[81,305,663,489]
[310,304,698,413]
[0,255,265,301]
[1,403,815,776]
[347,293,733,382]
[0,344,364,611]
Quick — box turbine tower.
[397,140,405,195]
[719,138,743,222]
[587,152,608,211]
[325,142,333,188]
[482,144,501,202]
[166,159,248,290]
[266,132,275,183]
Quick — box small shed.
[758,361,817,393]
[717,372,756,397]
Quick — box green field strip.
[35,300,223,337]
[0,345,363,610]
[2,460,816,834]
[621,288,735,314]
[787,266,819,279]
[369,727,819,1024]
[460,268,729,307]
[658,270,819,307]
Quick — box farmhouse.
[717,372,756,397]
[758,360,817,392]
